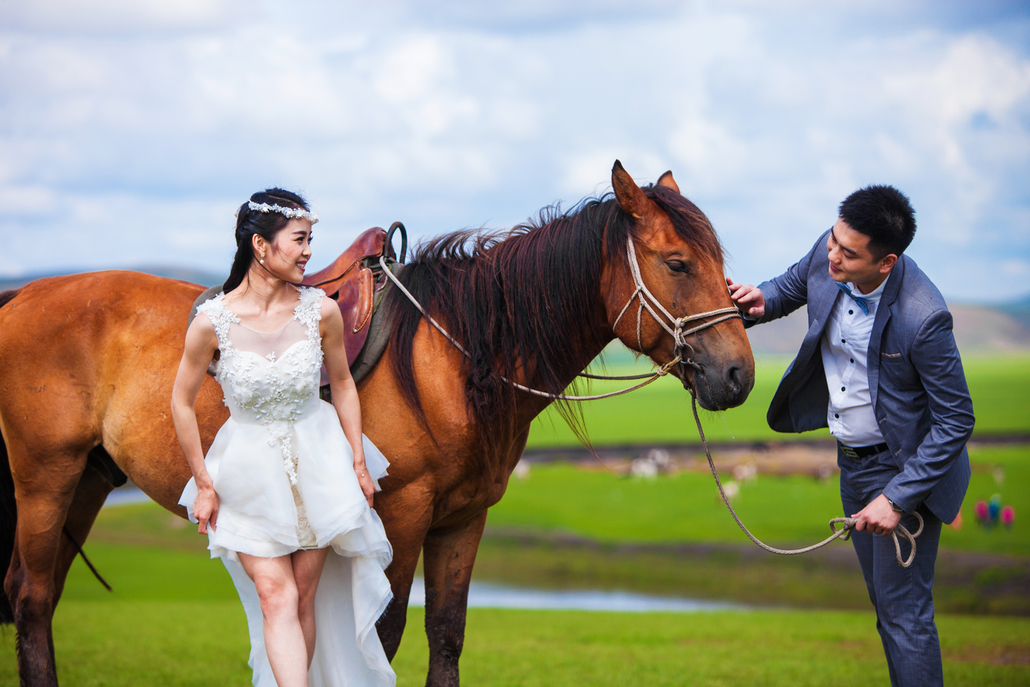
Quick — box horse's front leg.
[421,510,488,687]
[4,445,87,687]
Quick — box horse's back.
[0,270,204,344]
[0,271,204,402]
[0,271,224,510]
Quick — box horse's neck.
[509,324,614,429]
[498,226,616,426]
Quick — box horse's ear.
[656,170,680,195]
[612,160,650,220]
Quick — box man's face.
[825,218,896,293]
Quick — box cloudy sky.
[2,0,1028,302]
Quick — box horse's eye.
[666,260,689,274]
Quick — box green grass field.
[489,444,1030,556]
[2,580,1028,686]
[526,351,1030,447]
[1,351,1028,684]
[478,443,1030,615]
[0,439,1019,683]
[0,528,1025,684]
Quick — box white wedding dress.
[179,286,395,687]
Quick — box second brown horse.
[0,162,754,686]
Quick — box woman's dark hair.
[224,188,310,293]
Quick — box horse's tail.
[0,434,13,623]
[0,288,21,623]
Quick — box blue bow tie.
[836,282,870,315]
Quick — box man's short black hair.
[838,185,916,259]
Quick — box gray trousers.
[839,446,944,687]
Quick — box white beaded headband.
[236,200,319,224]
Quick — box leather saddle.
[301,222,406,365]
[188,222,407,387]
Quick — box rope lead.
[689,394,922,568]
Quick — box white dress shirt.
[820,273,891,447]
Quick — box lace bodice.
[197,287,325,484]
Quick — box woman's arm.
[319,297,375,507]
[170,313,220,534]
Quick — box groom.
[728,185,973,686]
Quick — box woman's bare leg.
[291,548,330,665]
[238,553,309,687]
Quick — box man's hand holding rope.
[853,494,903,537]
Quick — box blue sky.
[1,0,1028,302]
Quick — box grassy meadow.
[526,351,1030,447]
[1,525,1028,687]
[1,351,1028,684]
[488,444,1030,557]
[3,599,1028,686]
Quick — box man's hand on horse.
[726,278,766,319]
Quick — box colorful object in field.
[973,496,1015,530]
[1001,505,1015,528]
[989,495,1002,522]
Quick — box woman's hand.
[354,462,375,508]
[194,485,220,535]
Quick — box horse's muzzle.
[679,358,754,411]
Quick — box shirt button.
[841,386,846,391]
[834,413,840,418]
[850,358,854,363]
[841,338,846,343]
[849,310,854,315]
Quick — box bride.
[170,188,395,687]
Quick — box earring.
[259,252,265,265]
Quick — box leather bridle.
[611,238,741,373]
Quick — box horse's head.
[603,161,755,411]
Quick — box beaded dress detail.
[179,287,395,687]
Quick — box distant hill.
[997,295,1030,328]
[746,302,1030,355]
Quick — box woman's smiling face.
[259,218,312,283]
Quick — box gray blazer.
[751,231,973,523]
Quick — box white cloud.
[1,191,237,278]
[1001,259,1029,279]
[0,186,57,218]
[373,37,447,103]
[0,2,1027,303]
[0,0,244,32]
[559,150,671,199]
[668,119,748,192]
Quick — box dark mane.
[382,184,723,444]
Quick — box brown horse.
[0,162,754,686]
